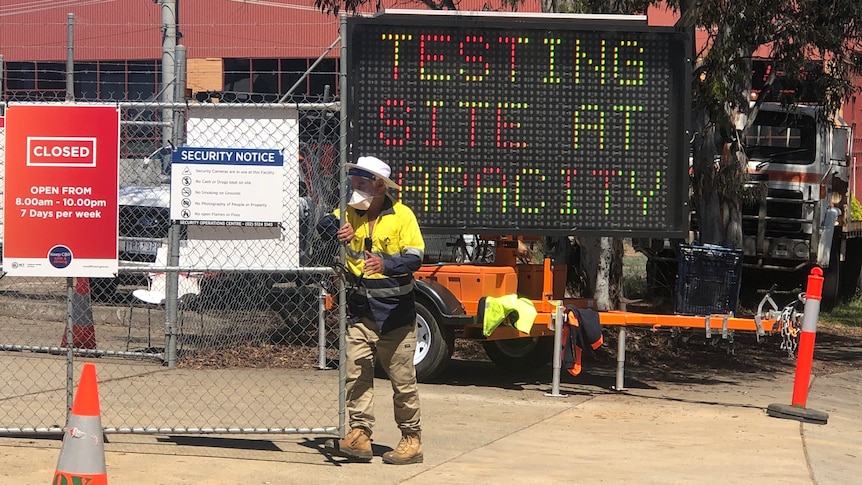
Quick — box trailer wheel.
[482,336,554,372]
[413,300,451,382]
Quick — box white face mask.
[348,189,374,210]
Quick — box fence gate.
[0,99,346,437]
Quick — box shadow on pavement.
[157,435,282,451]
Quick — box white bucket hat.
[346,156,400,190]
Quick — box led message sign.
[346,11,690,236]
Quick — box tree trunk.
[690,110,746,249]
[579,236,623,310]
[596,237,623,310]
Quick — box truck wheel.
[646,258,677,300]
[820,236,841,312]
[413,300,451,382]
[482,336,554,372]
[89,277,118,303]
[839,239,862,300]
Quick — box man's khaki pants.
[344,317,421,433]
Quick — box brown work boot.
[382,431,423,465]
[324,427,373,462]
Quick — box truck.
[634,102,862,312]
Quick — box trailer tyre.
[413,300,451,382]
[482,336,554,372]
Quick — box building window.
[219,57,339,102]
[127,61,159,101]
[3,60,158,102]
[76,62,100,101]
[4,61,64,101]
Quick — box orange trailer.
[410,238,788,383]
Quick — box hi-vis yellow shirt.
[334,195,425,332]
[335,195,424,278]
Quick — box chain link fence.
[0,97,346,436]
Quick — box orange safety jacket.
[561,306,604,376]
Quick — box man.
[317,155,426,465]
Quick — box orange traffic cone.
[52,363,107,485]
[62,277,97,349]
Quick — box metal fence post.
[65,277,75,419]
[164,44,186,368]
[65,13,75,103]
[337,14,349,438]
[317,287,330,370]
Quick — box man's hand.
[336,222,355,244]
[364,251,384,275]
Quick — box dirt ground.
[3,273,857,383]
[176,317,862,384]
[590,321,862,379]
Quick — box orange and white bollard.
[767,266,829,424]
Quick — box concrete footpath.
[1,358,860,485]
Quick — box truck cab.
[741,103,858,307]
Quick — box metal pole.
[317,287,330,370]
[65,277,75,420]
[65,13,74,102]
[613,327,626,391]
[160,0,180,366]
[165,44,186,367]
[337,13,348,438]
[544,304,566,397]
[173,45,187,143]
[160,0,177,169]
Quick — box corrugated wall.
[0,0,542,62]
[0,0,162,61]
[0,0,338,61]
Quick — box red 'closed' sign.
[2,104,119,277]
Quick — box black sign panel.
[346,12,690,236]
